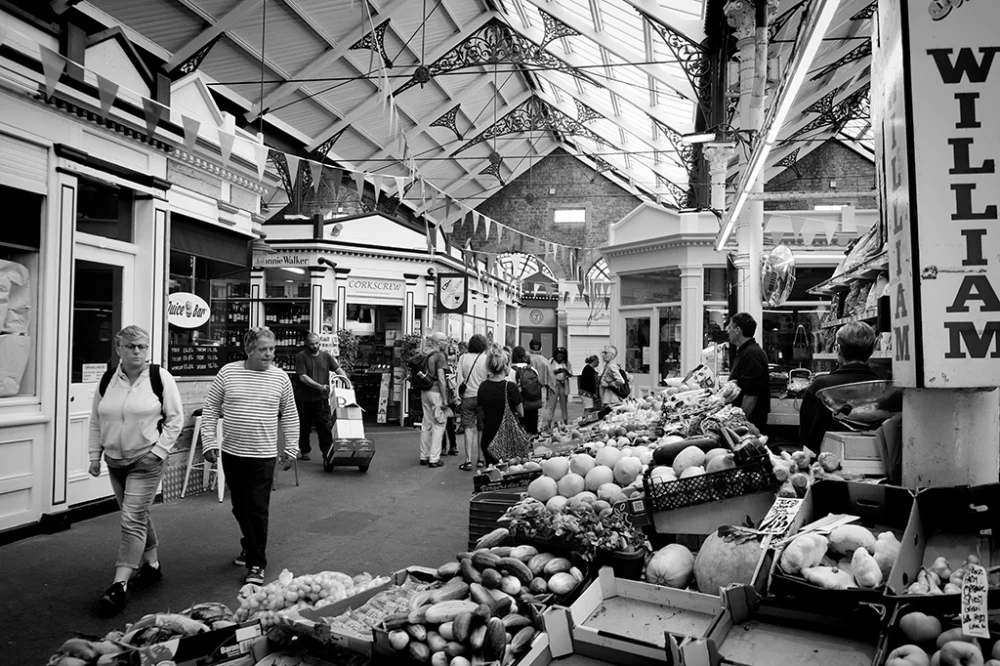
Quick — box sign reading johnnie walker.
[878,0,1000,387]
[437,273,468,314]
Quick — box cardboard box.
[473,468,542,493]
[117,621,265,666]
[519,622,624,666]
[328,438,375,468]
[871,600,998,666]
[289,567,437,655]
[334,418,365,440]
[682,586,883,666]
[888,482,1000,602]
[762,481,913,606]
[647,490,777,545]
[546,566,723,665]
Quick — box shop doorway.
[67,249,134,506]
[520,328,555,358]
[346,304,404,423]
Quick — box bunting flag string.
[218,130,235,166]
[96,74,118,120]
[39,45,66,100]
[309,160,324,194]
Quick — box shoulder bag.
[458,352,483,398]
[486,381,532,462]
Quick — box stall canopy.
[80,0,873,221]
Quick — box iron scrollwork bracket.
[640,10,712,118]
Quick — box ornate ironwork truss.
[852,1,878,21]
[640,10,711,116]
[350,19,393,70]
[805,89,840,115]
[430,104,464,141]
[170,35,219,81]
[575,100,603,123]
[769,0,807,42]
[652,118,696,171]
[311,127,348,161]
[479,158,505,186]
[395,21,591,95]
[453,96,604,154]
[591,156,614,174]
[775,148,801,169]
[655,174,690,208]
[788,83,870,141]
[810,40,872,81]
[538,10,580,49]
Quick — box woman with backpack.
[547,347,573,426]
[477,344,525,469]
[599,345,629,406]
[88,325,184,615]
[511,346,544,434]
[456,334,489,471]
[578,354,601,413]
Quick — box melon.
[650,466,676,480]
[557,473,586,498]
[673,446,707,475]
[597,483,623,502]
[706,455,736,473]
[542,456,570,480]
[703,448,730,464]
[632,446,652,465]
[585,465,615,491]
[528,476,558,503]
[694,528,764,595]
[679,466,705,479]
[613,457,643,486]
[569,453,596,477]
[620,446,634,458]
[595,447,623,469]
[573,491,598,504]
[646,544,695,588]
[546,495,569,512]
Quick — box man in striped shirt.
[202,327,300,586]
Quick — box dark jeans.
[297,398,333,456]
[445,413,458,451]
[222,452,276,569]
[522,408,539,435]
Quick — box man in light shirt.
[202,327,300,587]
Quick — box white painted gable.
[608,202,681,246]
[85,39,150,98]
[333,214,426,251]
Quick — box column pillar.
[427,271,438,333]
[334,267,351,330]
[703,143,736,214]
[308,265,326,334]
[250,269,265,327]
[679,266,704,375]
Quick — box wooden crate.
[547,566,723,665]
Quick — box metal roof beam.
[616,0,705,44]
[164,0,262,71]
[518,0,694,100]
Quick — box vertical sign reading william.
[884,0,1000,387]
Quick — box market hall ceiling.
[79,0,874,215]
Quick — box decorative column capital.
[724,0,779,41]
[703,143,736,174]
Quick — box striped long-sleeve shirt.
[201,362,300,459]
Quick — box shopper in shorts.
[419,331,450,468]
[456,334,489,470]
[90,325,184,615]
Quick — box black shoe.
[299,453,311,461]
[99,582,127,615]
[245,566,265,586]
[130,562,162,589]
[446,449,459,456]
[427,460,444,468]
[419,459,429,466]
[234,550,246,567]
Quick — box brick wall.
[765,140,876,211]
[448,148,641,278]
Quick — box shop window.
[553,208,586,224]
[76,178,133,242]
[263,267,310,298]
[168,250,250,376]
[657,306,682,380]
[704,267,727,301]
[624,316,650,374]
[0,185,41,397]
[620,268,681,305]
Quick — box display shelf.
[820,308,879,329]
[814,353,837,360]
[807,251,888,297]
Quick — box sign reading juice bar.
[345,278,404,300]
[881,0,1000,387]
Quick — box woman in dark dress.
[476,345,524,468]
[510,346,539,434]
[578,354,601,413]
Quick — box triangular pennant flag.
[142,97,166,140]
[394,176,406,200]
[533,283,541,297]
[801,229,817,246]
[424,219,435,254]
[770,230,785,246]
[790,216,805,239]
[331,167,343,197]
[353,170,366,203]
[285,155,301,189]
[96,75,118,120]
[603,296,611,310]
[218,131,235,166]
[583,294,590,307]
[483,215,491,239]
[822,218,839,244]
[443,231,452,254]
[309,160,324,194]
[182,116,200,152]
[371,174,382,203]
[497,225,503,244]
[473,212,481,235]
[39,46,66,100]
[253,144,269,182]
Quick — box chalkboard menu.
[168,345,222,376]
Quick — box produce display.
[777,522,901,590]
[319,574,439,640]
[902,554,990,595]
[770,449,846,498]
[887,608,1000,666]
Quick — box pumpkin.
[694,527,764,595]
[645,544,695,588]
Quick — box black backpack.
[614,367,631,399]
[407,353,436,391]
[99,364,166,432]
[517,365,544,409]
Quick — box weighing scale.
[815,380,902,476]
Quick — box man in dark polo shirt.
[295,332,350,461]
[727,312,770,434]
[799,321,879,453]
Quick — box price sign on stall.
[961,563,989,639]
[757,498,803,538]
